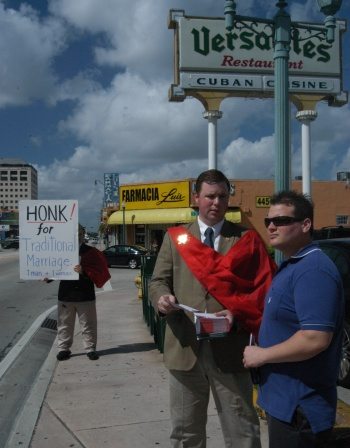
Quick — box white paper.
[19,200,79,280]
[172,303,199,313]
[194,312,227,320]
[173,303,230,338]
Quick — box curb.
[0,305,57,380]
[5,342,58,448]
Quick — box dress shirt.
[198,217,224,251]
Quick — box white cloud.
[57,71,208,171]
[49,0,177,80]
[220,135,275,179]
[54,71,101,103]
[0,3,66,107]
[332,146,350,178]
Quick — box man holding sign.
[53,224,110,361]
[19,200,110,361]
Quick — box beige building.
[106,177,350,248]
[228,178,350,243]
[0,158,38,211]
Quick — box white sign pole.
[19,200,79,280]
[296,110,318,197]
[203,110,223,169]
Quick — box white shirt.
[198,217,224,251]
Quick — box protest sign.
[19,200,79,280]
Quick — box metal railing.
[140,255,165,353]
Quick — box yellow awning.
[107,208,241,225]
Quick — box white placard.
[19,200,79,280]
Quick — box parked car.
[315,238,350,388]
[103,244,148,269]
[313,226,350,240]
[1,238,19,249]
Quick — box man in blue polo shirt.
[243,190,344,448]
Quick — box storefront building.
[106,177,350,248]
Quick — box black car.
[313,226,350,240]
[103,244,148,269]
[1,238,19,249]
[315,238,350,388]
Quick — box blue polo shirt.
[257,243,344,433]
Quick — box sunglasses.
[264,216,304,228]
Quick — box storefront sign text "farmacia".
[120,181,190,209]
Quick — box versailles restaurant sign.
[120,181,190,210]
[170,12,345,98]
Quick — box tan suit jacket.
[149,220,250,372]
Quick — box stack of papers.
[173,303,230,340]
[194,312,231,339]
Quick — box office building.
[0,158,38,211]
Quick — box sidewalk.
[9,273,269,448]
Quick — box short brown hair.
[270,190,314,233]
[195,169,230,194]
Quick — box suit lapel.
[187,220,201,240]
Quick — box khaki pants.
[57,301,97,352]
[169,340,261,448]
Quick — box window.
[336,215,349,225]
[135,224,145,246]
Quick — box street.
[0,249,58,362]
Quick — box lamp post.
[121,201,126,245]
[317,0,343,43]
[224,0,343,263]
[273,0,291,194]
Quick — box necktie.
[204,227,214,248]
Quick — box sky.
[0,0,349,231]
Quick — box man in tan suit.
[150,169,265,448]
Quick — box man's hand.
[42,277,53,283]
[74,264,83,274]
[215,309,234,328]
[157,294,177,315]
[243,346,267,369]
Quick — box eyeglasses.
[264,216,304,228]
